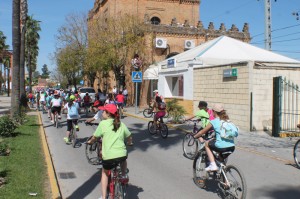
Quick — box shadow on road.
[252,185,300,199]
[65,170,100,199]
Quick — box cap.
[153,90,158,93]
[93,100,100,107]
[69,95,76,101]
[98,104,117,115]
[212,104,225,112]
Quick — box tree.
[54,12,88,88]
[41,64,50,78]
[87,14,147,90]
[11,0,21,116]
[25,15,41,92]
[0,31,9,92]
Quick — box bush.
[0,115,18,137]
[0,138,9,155]
[13,108,27,125]
[166,98,186,123]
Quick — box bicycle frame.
[107,163,128,199]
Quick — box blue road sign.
[132,71,143,83]
[80,80,84,85]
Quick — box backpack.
[68,104,78,118]
[220,120,239,140]
[158,102,166,110]
[83,95,90,103]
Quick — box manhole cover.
[58,172,76,179]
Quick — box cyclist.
[46,91,53,119]
[85,100,103,123]
[185,101,210,129]
[39,90,46,112]
[36,91,40,110]
[87,104,133,199]
[193,104,236,172]
[83,92,92,112]
[115,91,125,116]
[63,95,80,144]
[105,93,115,105]
[28,91,34,107]
[150,96,166,128]
[50,91,63,122]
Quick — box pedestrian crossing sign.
[132,71,143,83]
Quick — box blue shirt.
[210,118,235,148]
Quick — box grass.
[0,115,49,199]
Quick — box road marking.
[38,112,62,199]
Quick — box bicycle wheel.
[115,180,127,199]
[55,115,59,128]
[182,133,198,160]
[85,137,102,165]
[143,108,153,118]
[160,123,168,138]
[193,152,208,189]
[53,114,57,127]
[222,165,247,199]
[294,139,300,169]
[148,121,156,135]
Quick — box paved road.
[40,110,300,199]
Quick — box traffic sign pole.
[135,82,138,114]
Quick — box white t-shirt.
[93,110,103,120]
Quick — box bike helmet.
[69,95,76,101]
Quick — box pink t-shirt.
[207,109,215,120]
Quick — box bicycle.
[182,119,202,160]
[68,119,79,148]
[193,143,247,199]
[53,111,60,128]
[106,161,129,199]
[85,122,102,165]
[147,114,169,138]
[143,103,169,118]
[293,139,300,169]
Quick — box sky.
[0,0,300,72]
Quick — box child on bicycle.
[150,96,166,127]
[63,95,80,144]
[185,101,210,129]
[87,104,133,199]
[193,104,236,171]
[50,91,63,122]
[85,100,104,123]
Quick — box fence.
[272,76,300,137]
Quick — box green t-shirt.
[195,109,209,127]
[93,119,131,160]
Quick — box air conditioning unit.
[155,38,167,48]
[184,40,195,49]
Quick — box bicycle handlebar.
[85,121,99,126]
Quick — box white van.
[79,87,96,105]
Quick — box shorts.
[208,140,235,154]
[67,119,78,131]
[51,106,62,114]
[116,102,124,108]
[83,102,90,107]
[102,156,127,170]
[154,111,166,121]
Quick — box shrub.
[166,98,186,123]
[0,138,9,155]
[0,115,18,137]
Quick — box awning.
[143,66,159,80]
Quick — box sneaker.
[75,125,79,131]
[50,120,54,123]
[48,115,50,118]
[205,164,218,172]
[58,115,61,119]
[63,137,71,144]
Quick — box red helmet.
[93,100,100,107]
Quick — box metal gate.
[272,76,300,137]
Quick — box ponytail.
[68,100,73,108]
[109,112,121,132]
[217,110,229,121]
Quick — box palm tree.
[0,31,9,92]
[12,0,21,116]
[25,15,41,92]
[20,0,28,97]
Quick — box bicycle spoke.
[193,152,208,189]
[160,123,168,138]
[223,165,247,199]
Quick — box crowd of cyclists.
[27,86,242,198]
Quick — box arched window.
[151,17,161,25]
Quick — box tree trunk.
[11,0,21,116]
[7,63,10,97]
[20,26,25,95]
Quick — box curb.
[37,111,62,199]
[124,112,292,164]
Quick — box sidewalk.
[123,106,298,164]
[0,95,11,115]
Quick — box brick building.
[88,0,250,106]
